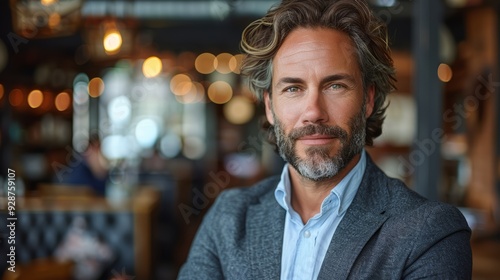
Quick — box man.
[56,134,109,195]
[178,0,472,279]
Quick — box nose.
[301,91,328,125]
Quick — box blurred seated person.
[54,135,109,196]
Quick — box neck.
[289,153,362,224]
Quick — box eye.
[329,83,345,90]
[284,86,300,93]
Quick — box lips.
[288,124,347,145]
[299,134,335,140]
[297,134,336,145]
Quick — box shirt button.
[304,230,311,238]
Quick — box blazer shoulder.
[363,158,465,223]
[361,158,428,213]
[212,176,280,212]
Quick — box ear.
[264,91,274,125]
[365,85,375,118]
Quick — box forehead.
[273,27,361,77]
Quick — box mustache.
[288,124,348,141]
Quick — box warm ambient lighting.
[170,74,192,96]
[215,53,233,74]
[175,82,205,104]
[0,84,4,101]
[103,31,122,54]
[438,63,453,83]
[103,22,122,55]
[27,90,44,108]
[195,53,216,74]
[223,95,255,124]
[208,81,233,104]
[55,91,71,111]
[142,56,163,78]
[88,77,105,98]
[48,13,61,28]
[229,54,245,74]
[41,0,57,6]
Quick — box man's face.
[264,27,375,181]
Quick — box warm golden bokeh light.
[229,54,245,74]
[28,90,44,108]
[103,30,122,54]
[88,77,105,98]
[215,53,233,74]
[437,63,453,83]
[142,56,163,78]
[195,53,216,74]
[55,92,71,111]
[170,74,192,96]
[41,0,57,6]
[176,82,205,104]
[208,81,233,104]
[48,13,61,28]
[9,89,24,107]
[223,95,255,124]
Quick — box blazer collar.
[318,155,391,280]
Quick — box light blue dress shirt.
[274,150,367,280]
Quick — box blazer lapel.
[246,182,285,280]
[318,156,391,280]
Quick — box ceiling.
[0,0,476,84]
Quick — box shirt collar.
[274,150,367,216]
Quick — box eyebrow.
[275,73,357,88]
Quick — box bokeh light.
[27,90,44,108]
[170,74,192,96]
[135,118,159,148]
[55,91,71,111]
[160,133,182,158]
[48,13,61,28]
[142,56,163,78]
[88,77,105,98]
[437,63,453,82]
[215,53,233,74]
[223,95,255,124]
[229,54,245,74]
[0,84,4,101]
[103,29,122,54]
[73,81,89,106]
[41,0,57,5]
[183,136,205,159]
[195,53,216,74]
[102,135,129,160]
[208,81,233,104]
[73,73,89,86]
[175,82,205,104]
[108,96,131,123]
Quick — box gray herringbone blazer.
[178,157,472,279]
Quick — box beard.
[272,107,366,182]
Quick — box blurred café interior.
[1,0,500,279]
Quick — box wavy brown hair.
[240,0,396,146]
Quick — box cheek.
[273,106,299,129]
